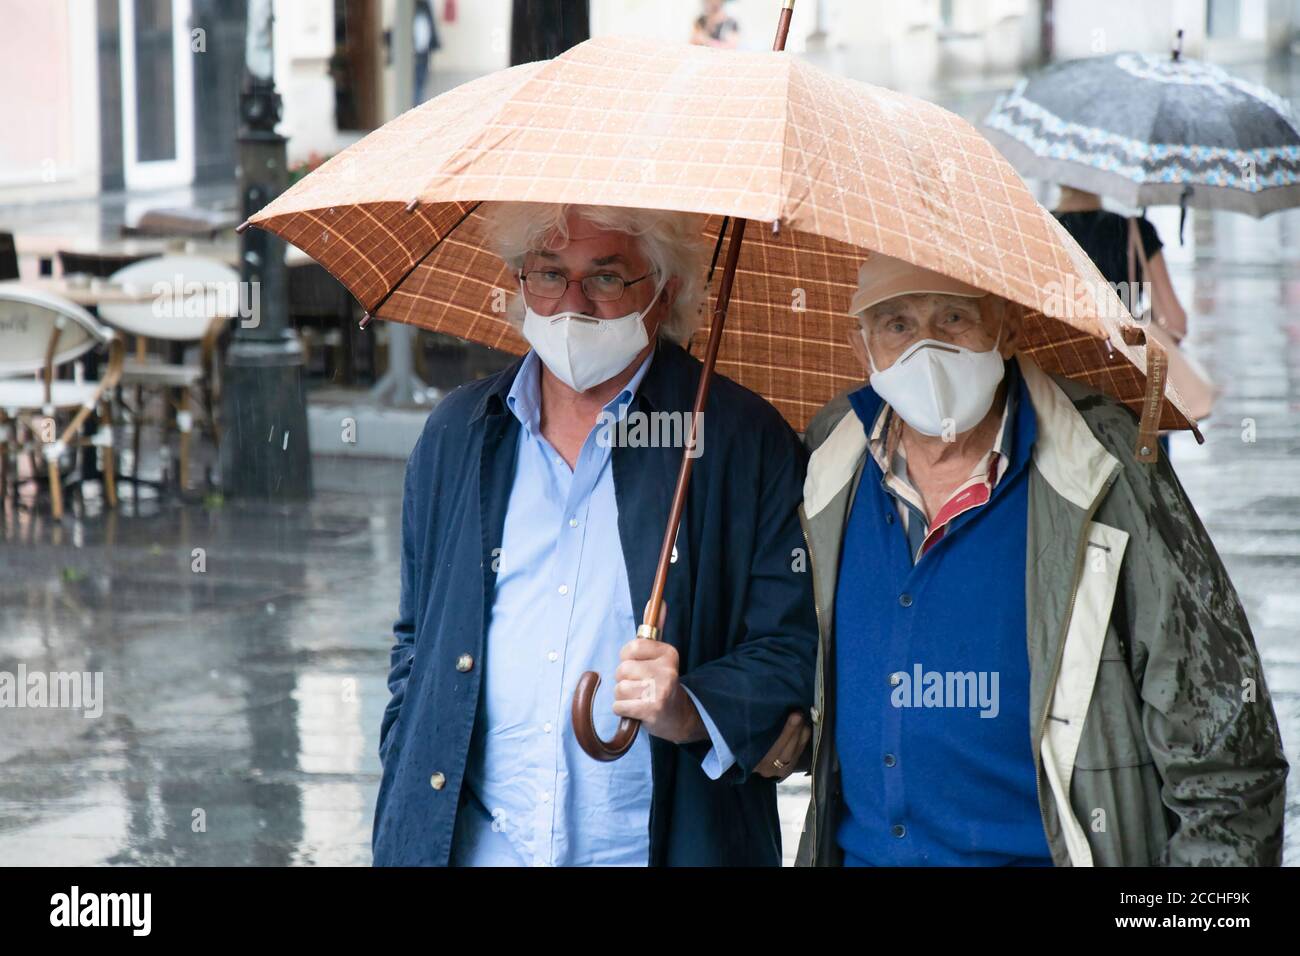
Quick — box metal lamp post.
[221,0,313,500]
[367,0,427,408]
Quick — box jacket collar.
[804,354,1121,520]
[634,337,692,413]
[1016,356,1119,511]
[470,354,525,424]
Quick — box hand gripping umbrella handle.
[571,0,795,762]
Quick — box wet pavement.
[0,459,402,865]
[3,66,1300,869]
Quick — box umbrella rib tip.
[235,219,252,235]
[359,312,373,330]
[405,199,420,213]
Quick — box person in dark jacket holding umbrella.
[372,201,817,867]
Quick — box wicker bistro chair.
[97,255,238,491]
[0,286,125,518]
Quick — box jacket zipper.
[799,509,825,865]
[1034,468,1119,863]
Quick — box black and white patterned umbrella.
[983,50,1300,217]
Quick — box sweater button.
[892,823,906,838]
[430,772,446,790]
[456,653,474,673]
[899,593,913,608]
[883,753,897,768]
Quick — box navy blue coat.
[372,340,818,866]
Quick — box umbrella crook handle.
[572,623,660,762]
[571,674,640,761]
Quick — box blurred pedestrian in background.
[1053,186,1201,456]
[691,0,740,48]
[412,0,440,104]
[1053,186,1187,342]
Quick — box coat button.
[889,672,903,687]
[899,593,913,607]
[456,653,474,673]
[883,753,897,768]
[892,823,906,838]
[430,772,446,790]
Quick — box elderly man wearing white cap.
[778,253,1287,868]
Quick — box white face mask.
[521,276,665,393]
[863,322,1005,438]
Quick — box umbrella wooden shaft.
[573,1,794,763]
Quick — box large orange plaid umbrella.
[243,20,1197,760]
[243,38,1195,436]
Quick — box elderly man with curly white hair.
[372,201,818,867]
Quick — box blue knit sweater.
[834,367,1053,866]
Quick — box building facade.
[0,0,1295,208]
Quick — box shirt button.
[892,823,906,838]
[547,650,558,662]
[883,753,897,768]
[455,653,474,672]
[558,584,568,595]
[568,517,578,528]
[430,772,446,790]
[889,672,904,687]
[543,722,553,734]
[899,593,913,607]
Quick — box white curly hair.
[481,201,711,344]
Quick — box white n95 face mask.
[863,324,1005,438]
[521,276,666,393]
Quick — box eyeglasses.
[521,269,657,303]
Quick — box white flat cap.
[849,252,988,317]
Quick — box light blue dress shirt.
[451,349,735,867]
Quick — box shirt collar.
[506,348,655,437]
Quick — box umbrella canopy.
[248,35,1194,433]
[983,51,1300,217]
